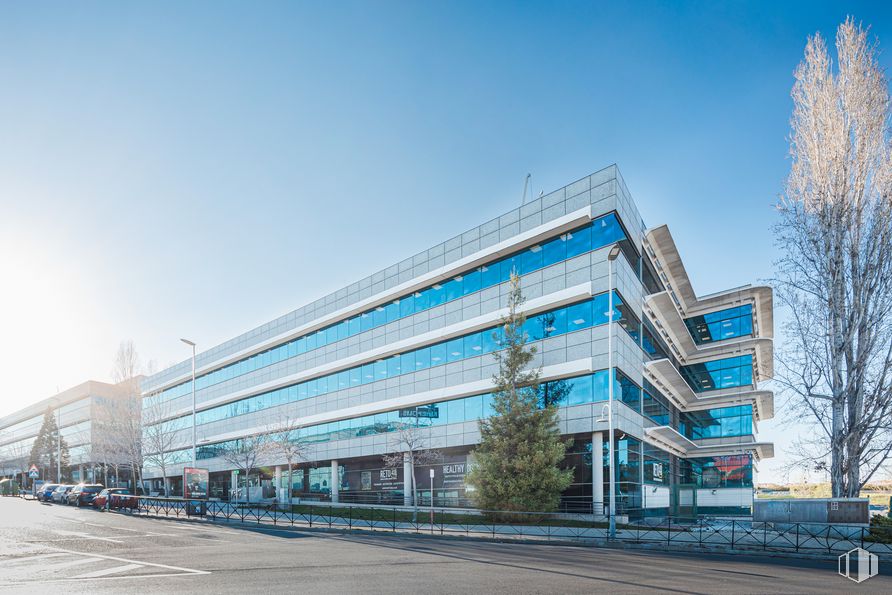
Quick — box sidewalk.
[127,500,892,561]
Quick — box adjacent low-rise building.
[139,164,774,517]
[0,380,139,487]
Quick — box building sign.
[398,405,439,419]
[652,462,663,482]
[441,462,467,489]
[183,467,209,500]
[361,471,372,491]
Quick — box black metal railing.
[110,496,892,557]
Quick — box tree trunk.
[287,465,293,509]
[830,400,845,497]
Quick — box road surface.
[0,496,887,594]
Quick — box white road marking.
[48,547,209,575]
[51,529,123,544]
[0,553,70,566]
[57,518,179,537]
[165,522,239,535]
[42,556,104,571]
[72,563,143,579]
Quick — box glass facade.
[146,213,627,409]
[642,442,670,487]
[146,371,613,462]
[684,304,753,345]
[642,380,672,426]
[151,293,630,430]
[679,354,754,393]
[678,405,753,441]
[681,454,753,489]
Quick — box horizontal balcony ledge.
[189,357,597,448]
[145,205,599,394]
[151,282,596,424]
[643,224,773,337]
[643,360,774,421]
[644,291,774,380]
[644,426,775,460]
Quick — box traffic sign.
[28,469,39,479]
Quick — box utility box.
[754,498,869,525]
[186,500,206,516]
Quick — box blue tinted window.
[542,235,566,268]
[565,226,591,258]
[150,214,627,407]
[680,355,754,393]
[463,333,483,357]
[480,264,500,288]
[684,304,754,345]
[567,301,593,332]
[463,269,482,295]
[414,346,431,369]
[430,342,447,366]
[446,338,464,363]
[521,245,544,274]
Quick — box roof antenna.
[521,173,531,205]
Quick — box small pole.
[430,467,434,533]
[429,468,435,531]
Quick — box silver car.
[51,484,73,504]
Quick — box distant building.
[140,165,774,516]
[0,379,140,486]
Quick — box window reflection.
[147,370,621,463]
[146,213,627,409]
[182,292,631,427]
[679,355,754,393]
[684,305,753,345]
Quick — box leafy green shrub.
[864,514,892,544]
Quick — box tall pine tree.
[466,272,573,519]
[29,408,70,482]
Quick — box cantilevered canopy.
[644,359,774,421]
[644,426,775,461]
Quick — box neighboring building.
[0,380,139,486]
[140,165,774,516]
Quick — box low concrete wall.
[754,498,869,525]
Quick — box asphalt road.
[0,496,888,594]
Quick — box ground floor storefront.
[143,432,755,517]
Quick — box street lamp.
[181,338,197,467]
[606,244,621,540]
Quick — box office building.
[140,165,773,516]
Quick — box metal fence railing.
[118,496,892,558]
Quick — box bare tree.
[6,439,31,490]
[261,411,309,509]
[220,432,269,503]
[382,419,441,516]
[141,398,184,497]
[775,17,892,497]
[108,341,144,491]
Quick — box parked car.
[51,485,73,503]
[37,483,60,502]
[67,484,103,507]
[92,487,127,509]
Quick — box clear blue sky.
[2,1,891,482]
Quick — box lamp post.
[606,244,621,539]
[180,338,197,467]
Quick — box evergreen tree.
[28,408,70,482]
[466,272,573,519]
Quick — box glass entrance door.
[673,483,697,519]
